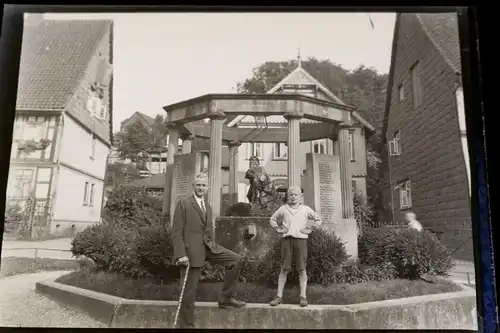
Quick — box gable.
[381,13,460,141]
[267,67,344,104]
[230,64,374,132]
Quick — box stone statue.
[245,156,275,206]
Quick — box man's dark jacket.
[171,195,222,268]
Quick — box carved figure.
[245,156,275,206]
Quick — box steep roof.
[121,112,157,129]
[381,13,461,142]
[416,13,461,74]
[16,19,111,110]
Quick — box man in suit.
[172,173,246,328]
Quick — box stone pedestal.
[322,219,358,259]
[169,153,198,225]
[338,124,354,219]
[181,134,194,154]
[284,113,302,189]
[228,141,241,205]
[304,152,358,259]
[207,112,226,223]
[162,128,179,216]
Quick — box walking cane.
[174,263,190,328]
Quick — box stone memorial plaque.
[169,152,197,224]
[304,153,342,225]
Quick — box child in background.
[268,186,322,307]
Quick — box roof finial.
[297,46,302,68]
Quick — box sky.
[43,12,396,130]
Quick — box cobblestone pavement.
[0,271,106,328]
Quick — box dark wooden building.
[379,13,472,261]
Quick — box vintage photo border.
[0,4,496,331]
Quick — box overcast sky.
[42,12,396,130]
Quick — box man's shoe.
[219,298,246,308]
[300,297,308,307]
[270,297,282,307]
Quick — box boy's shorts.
[280,236,307,270]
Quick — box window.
[273,143,288,159]
[348,132,355,161]
[83,182,89,205]
[247,143,263,159]
[398,180,412,209]
[312,139,327,154]
[389,131,401,156]
[352,180,357,195]
[89,184,95,206]
[398,84,405,102]
[410,62,422,108]
[35,168,51,199]
[8,169,34,198]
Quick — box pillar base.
[322,218,358,260]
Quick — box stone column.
[162,127,179,216]
[207,112,226,223]
[338,123,354,219]
[181,134,194,154]
[228,141,241,205]
[284,112,303,189]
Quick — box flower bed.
[56,267,461,305]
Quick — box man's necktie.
[200,200,206,215]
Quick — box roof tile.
[417,13,461,73]
[16,19,111,110]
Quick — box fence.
[1,247,74,260]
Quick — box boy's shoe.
[270,297,282,307]
[300,297,308,307]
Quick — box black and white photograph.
[0,9,480,329]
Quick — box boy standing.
[268,186,322,307]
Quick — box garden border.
[36,278,477,329]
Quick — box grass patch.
[0,257,89,277]
[56,268,462,305]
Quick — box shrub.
[330,261,398,284]
[71,222,143,275]
[102,184,163,229]
[134,225,177,279]
[359,227,454,279]
[71,224,115,269]
[257,228,349,285]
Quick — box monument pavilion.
[161,74,363,258]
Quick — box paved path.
[1,238,74,260]
[0,271,106,328]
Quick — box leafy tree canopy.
[114,114,169,165]
[237,57,387,131]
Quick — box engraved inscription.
[318,160,337,223]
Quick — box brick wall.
[382,14,472,260]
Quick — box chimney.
[24,13,45,27]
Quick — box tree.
[236,57,387,215]
[114,114,169,165]
[105,162,142,188]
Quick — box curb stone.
[36,278,477,329]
